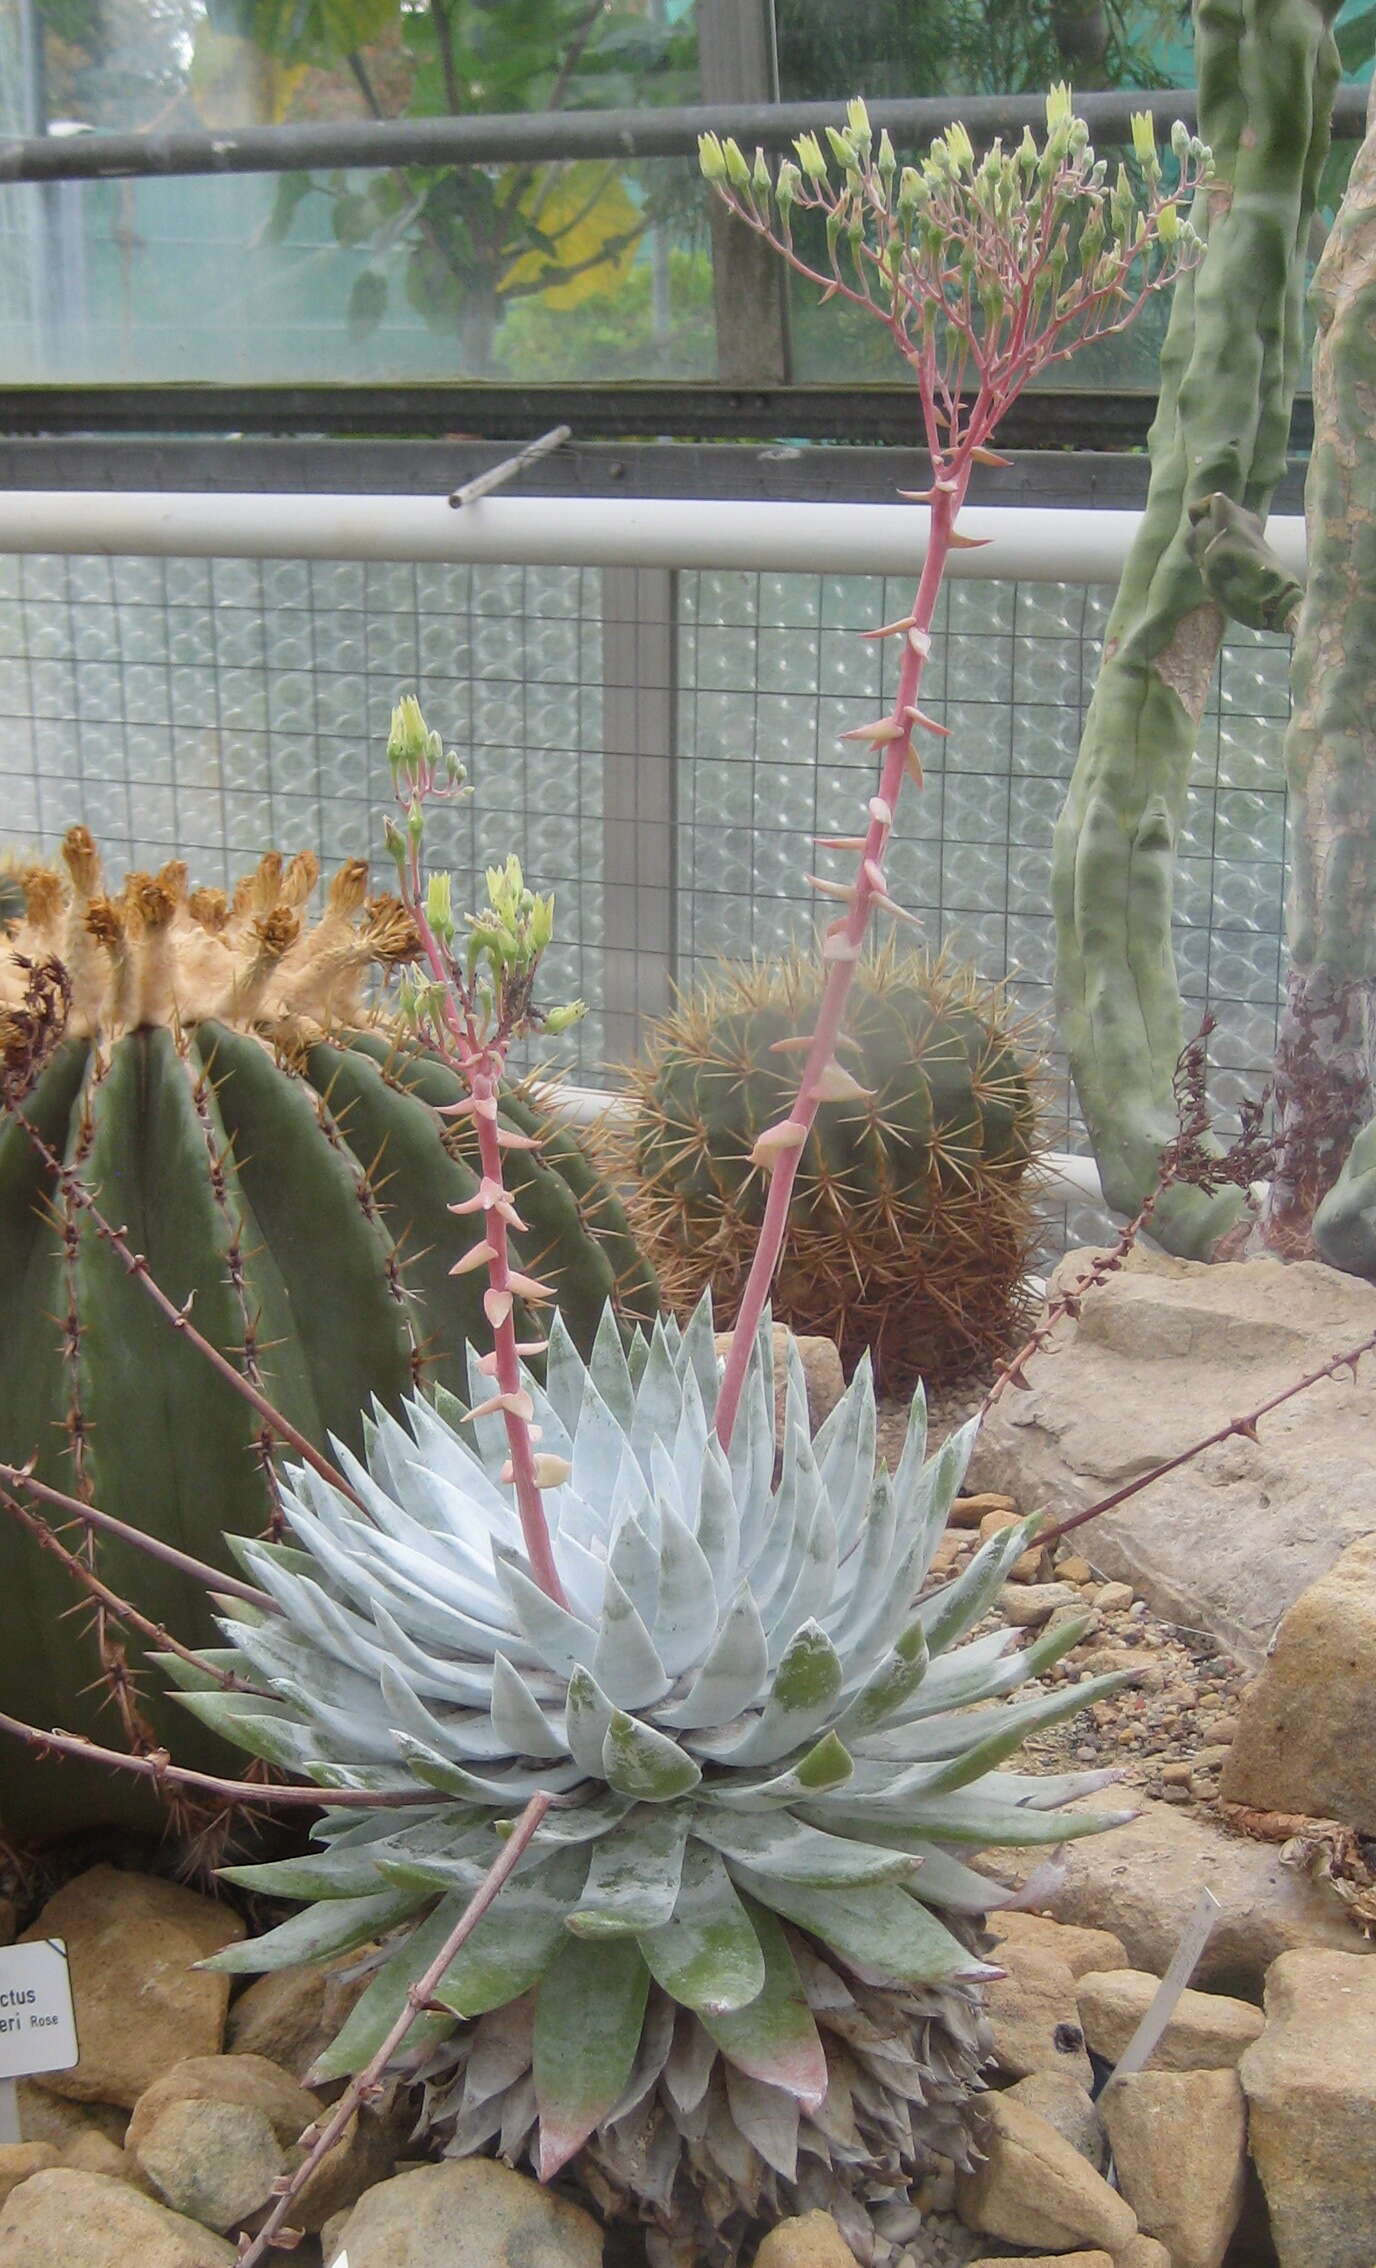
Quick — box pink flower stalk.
[700,91,1209,1449]
[385,701,585,1605]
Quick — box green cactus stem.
[1052,0,1341,1253]
[1270,87,1376,1264]
[0,835,656,1836]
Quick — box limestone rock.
[999,1581,1084,1628]
[988,1910,1129,1979]
[754,2210,858,2268]
[225,1961,369,2081]
[0,2168,237,2266]
[0,2143,61,2206]
[15,2086,126,2152]
[127,2054,316,2155]
[1003,2073,1106,2170]
[1077,1969,1263,2070]
[715,1327,843,1444]
[967,2258,1113,2268]
[329,2157,604,2268]
[134,2096,284,2234]
[20,1869,244,2110]
[58,2131,148,2190]
[1101,2068,1247,2268]
[292,2104,406,2233]
[1116,2240,1172,2268]
[968,1246,1376,1666]
[976,1794,1372,1996]
[982,1941,1093,2088]
[1240,1947,1376,2268]
[954,2092,1137,2254]
[1219,1534,1376,1832]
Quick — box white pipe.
[542,1080,1109,1208]
[0,491,1308,584]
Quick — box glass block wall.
[0,549,1292,1250]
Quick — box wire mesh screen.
[0,551,607,1078]
[0,547,1291,1252]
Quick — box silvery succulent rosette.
[176,1303,1128,2262]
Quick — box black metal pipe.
[0,85,1366,188]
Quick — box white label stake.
[0,1939,80,2143]
[1105,1887,1222,2085]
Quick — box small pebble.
[1159,1761,1192,1785]
[1095,1581,1135,1613]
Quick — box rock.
[950,1492,1016,1530]
[20,1869,244,2110]
[1003,2073,1106,2170]
[1077,1970,1263,2070]
[1116,2240,1172,2268]
[976,1793,1373,1997]
[967,2258,1113,2268]
[1219,1534,1376,1833]
[982,1942,1093,2088]
[754,2210,858,2268]
[1095,1581,1135,1613]
[225,1962,367,2081]
[1000,1580,1085,1627]
[968,1246,1376,1667]
[954,2093,1138,2254]
[0,2168,237,2266]
[714,1327,843,1444]
[1240,1947,1376,2268]
[988,1910,1129,1980]
[58,2132,148,2190]
[1101,2069,1248,2268]
[321,2207,350,2263]
[0,2143,61,2205]
[134,2097,284,2234]
[127,2055,316,2156]
[1057,1554,1096,1584]
[292,2104,406,2234]
[15,2087,126,2152]
[329,2158,604,2268]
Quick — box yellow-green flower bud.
[424,871,454,942]
[751,146,771,198]
[387,693,431,777]
[1130,111,1157,166]
[794,131,828,181]
[846,97,871,141]
[944,120,974,173]
[529,893,555,954]
[825,126,851,166]
[877,127,896,179]
[697,131,727,184]
[1045,82,1073,135]
[775,159,802,209]
[723,138,751,191]
[544,1000,586,1036]
[1157,200,1180,245]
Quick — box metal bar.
[0,382,1318,452]
[0,489,1308,581]
[601,568,677,1059]
[448,423,570,506]
[0,439,1310,512]
[0,85,1367,187]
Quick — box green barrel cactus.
[1052,0,1341,1253]
[194,1300,1128,2265]
[613,947,1041,1390]
[0,832,657,1835]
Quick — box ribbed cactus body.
[0,837,657,1834]
[619,950,1039,1390]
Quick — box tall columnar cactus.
[194,1305,1129,2266]
[0,832,656,1833]
[1051,0,1341,1253]
[617,948,1042,1390]
[1276,85,1376,1268]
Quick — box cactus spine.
[0,835,656,1834]
[1052,0,1341,1252]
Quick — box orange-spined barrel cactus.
[616,947,1041,1392]
[0,830,657,1834]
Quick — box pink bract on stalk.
[698,90,1209,1448]
[383,697,586,1604]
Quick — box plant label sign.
[0,1940,79,2080]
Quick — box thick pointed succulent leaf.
[693,1620,844,1766]
[592,1569,671,1711]
[657,1585,769,1731]
[730,1868,996,1988]
[564,1664,615,1779]
[603,1709,702,1802]
[835,1622,929,1737]
[533,1934,651,2177]
[308,1891,468,2083]
[704,1729,853,1809]
[699,1900,827,2109]
[207,1884,432,1973]
[694,1809,919,1887]
[494,1551,598,1681]
[430,1849,590,2020]
[637,1840,766,2014]
[916,1516,1044,1655]
[903,1842,1024,1912]
[489,1653,567,1762]
[567,1804,689,1937]
[648,1495,720,1674]
[804,1793,1137,1846]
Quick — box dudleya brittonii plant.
[190,1304,1130,2264]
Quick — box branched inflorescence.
[697,95,1208,1443]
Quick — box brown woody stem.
[0,1461,275,1611]
[0,1710,438,1810]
